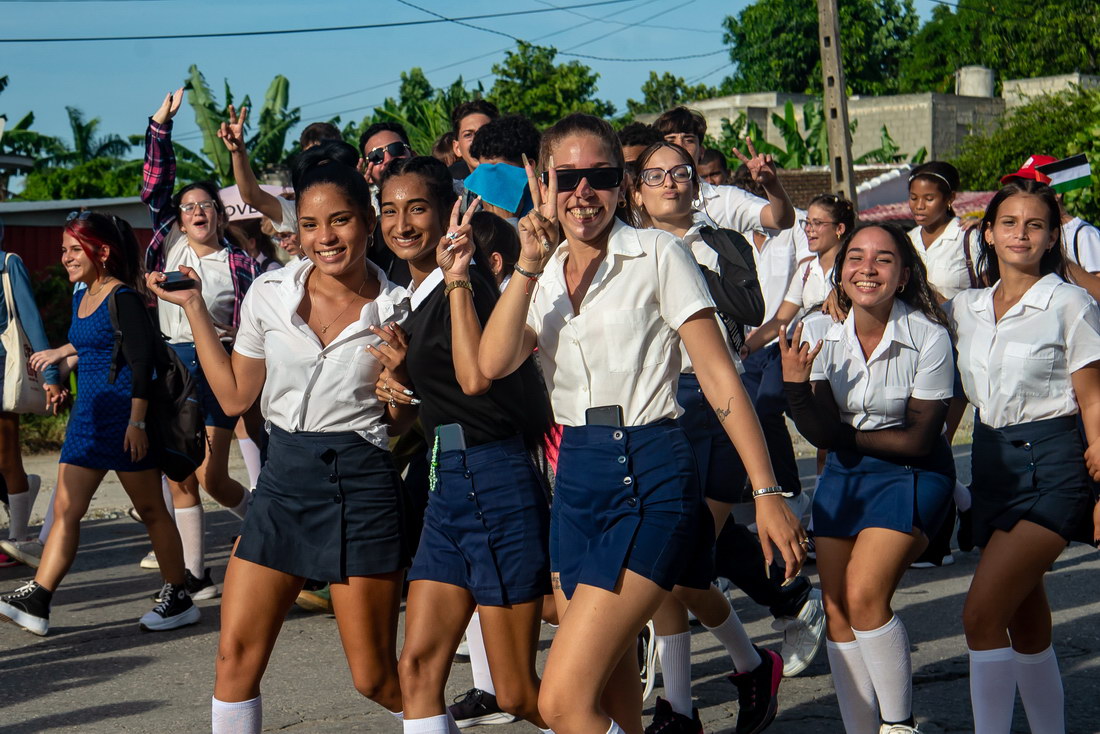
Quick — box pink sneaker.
[0,552,19,568]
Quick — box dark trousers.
[740,344,802,499]
[715,521,810,619]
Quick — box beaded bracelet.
[444,279,472,296]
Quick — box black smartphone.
[160,270,197,291]
[436,423,467,452]
[585,405,624,427]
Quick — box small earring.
[617,199,627,209]
[897,283,906,293]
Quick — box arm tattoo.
[551,573,561,590]
[714,397,735,423]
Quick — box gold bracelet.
[444,279,473,296]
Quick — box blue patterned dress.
[59,288,156,472]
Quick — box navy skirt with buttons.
[813,437,955,538]
[234,426,410,581]
[407,435,551,606]
[970,416,1095,548]
[552,420,713,599]
[677,373,747,504]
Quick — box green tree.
[487,42,614,128]
[624,72,718,119]
[53,106,130,165]
[720,0,918,96]
[20,157,143,200]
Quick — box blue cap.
[463,163,532,217]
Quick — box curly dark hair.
[451,99,500,134]
[359,121,410,155]
[617,122,661,149]
[977,179,1066,285]
[469,114,540,166]
[832,222,951,330]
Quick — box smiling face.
[178,188,221,246]
[546,133,622,247]
[804,203,844,254]
[841,226,909,313]
[296,183,375,276]
[908,177,954,230]
[985,193,1055,274]
[379,173,446,269]
[61,232,100,285]
[363,130,411,184]
[633,145,696,224]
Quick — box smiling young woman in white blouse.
[780,223,956,734]
[945,180,1100,734]
[479,113,806,734]
[149,142,412,734]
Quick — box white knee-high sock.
[161,475,175,520]
[38,488,57,544]
[654,631,693,717]
[853,616,912,724]
[969,647,1016,734]
[228,492,249,520]
[826,639,880,734]
[211,695,261,734]
[953,480,972,512]
[237,437,262,489]
[174,505,204,577]
[1014,646,1064,733]
[403,714,451,734]
[466,612,496,695]
[703,595,761,673]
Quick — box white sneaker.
[880,724,920,733]
[638,619,657,703]
[773,588,825,677]
[139,550,159,569]
[0,538,44,568]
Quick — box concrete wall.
[1002,73,1100,109]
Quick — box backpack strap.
[106,288,124,385]
[963,227,978,289]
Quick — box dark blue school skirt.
[407,435,551,606]
[677,373,748,504]
[970,416,1095,547]
[813,437,955,538]
[234,426,410,581]
[552,420,713,599]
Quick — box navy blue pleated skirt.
[813,437,955,538]
[552,420,713,599]
[677,373,748,504]
[970,416,1095,547]
[408,435,551,605]
[234,426,410,581]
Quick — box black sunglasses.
[366,141,410,165]
[540,167,624,191]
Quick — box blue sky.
[1,0,937,153]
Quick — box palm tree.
[53,106,130,165]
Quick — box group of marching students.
[0,87,1098,734]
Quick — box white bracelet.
[752,485,793,499]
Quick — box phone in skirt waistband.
[585,405,624,427]
[437,423,467,452]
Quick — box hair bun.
[292,140,361,194]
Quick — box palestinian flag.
[1036,154,1093,194]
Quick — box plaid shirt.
[141,118,259,330]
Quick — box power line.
[0,0,639,43]
[534,0,721,36]
[561,0,692,52]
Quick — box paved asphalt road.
[2,445,1098,733]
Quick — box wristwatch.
[129,420,147,430]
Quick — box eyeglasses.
[179,200,216,214]
[802,219,838,230]
[539,167,624,191]
[365,141,411,165]
[639,164,694,188]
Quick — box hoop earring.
[897,283,906,293]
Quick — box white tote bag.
[2,254,48,415]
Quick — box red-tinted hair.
[65,212,144,290]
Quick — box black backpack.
[107,290,206,481]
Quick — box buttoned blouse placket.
[550,252,616,413]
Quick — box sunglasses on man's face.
[539,167,624,192]
[366,141,410,165]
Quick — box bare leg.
[480,599,548,727]
[0,412,29,497]
[330,570,406,713]
[196,427,247,509]
[399,580,477,718]
[35,464,107,591]
[118,469,186,586]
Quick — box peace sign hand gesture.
[438,197,481,279]
[218,104,248,154]
[732,137,778,189]
[778,321,822,383]
[152,87,185,125]
[516,153,560,273]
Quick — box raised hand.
[777,321,822,383]
[218,104,248,154]
[516,153,560,273]
[732,137,778,189]
[437,197,481,278]
[152,87,185,125]
[146,265,204,309]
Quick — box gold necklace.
[89,276,114,297]
[316,277,368,335]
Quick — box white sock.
[238,437,262,489]
[968,647,1016,734]
[537,729,554,733]
[654,631,693,717]
[174,505,205,577]
[162,475,175,520]
[605,721,626,734]
[1014,646,1064,733]
[826,639,880,734]
[853,616,912,724]
[466,612,496,695]
[38,488,57,544]
[391,710,404,720]
[228,491,250,520]
[8,488,32,540]
[954,481,972,512]
[702,596,761,673]
[211,695,262,734]
[403,714,452,734]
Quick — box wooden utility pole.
[816,0,856,201]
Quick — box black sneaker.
[152,570,219,602]
[0,580,51,636]
[140,583,200,632]
[645,696,704,733]
[638,619,657,703]
[728,647,782,734]
[448,688,516,728]
[957,509,975,553]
